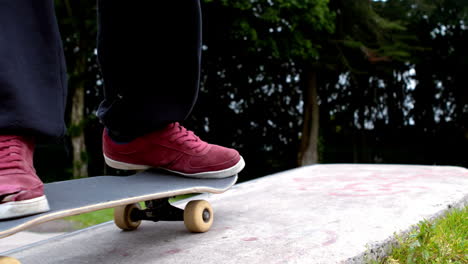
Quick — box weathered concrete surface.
[2,164,467,264]
[0,219,78,252]
[0,232,63,253]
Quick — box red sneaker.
[0,136,49,220]
[103,123,245,178]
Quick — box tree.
[318,0,467,166]
[376,0,468,166]
[44,0,466,182]
[318,0,413,162]
[54,1,98,178]
[201,0,413,166]
[201,0,335,168]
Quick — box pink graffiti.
[242,237,259,242]
[289,165,460,197]
[321,230,338,246]
[328,181,430,197]
[164,249,182,255]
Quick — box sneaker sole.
[104,155,245,179]
[0,195,50,220]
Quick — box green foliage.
[64,208,114,228]
[379,207,468,264]
[54,0,97,75]
[203,0,335,61]
[328,0,413,74]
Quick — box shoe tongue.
[170,123,186,134]
[168,124,206,148]
[166,122,182,133]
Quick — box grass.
[371,206,467,264]
[64,194,196,229]
[64,208,114,229]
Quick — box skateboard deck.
[0,170,237,239]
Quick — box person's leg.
[96,1,201,139]
[0,0,67,139]
[0,0,67,219]
[97,0,244,178]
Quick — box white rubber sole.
[104,155,245,179]
[0,195,50,220]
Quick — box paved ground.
[0,219,77,252]
[1,164,467,264]
[0,232,63,253]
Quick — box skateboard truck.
[133,199,211,224]
[114,198,214,233]
[131,198,184,222]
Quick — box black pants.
[0,0,201,140]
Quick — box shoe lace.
[167,123,207,152]
[0,136,28,174]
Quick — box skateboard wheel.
[0,257,21,264]
[114,203,141,231]
[184,200,213,233]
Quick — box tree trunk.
[70,84,88,178]
[62,0,89,178]
[298,69,320,166]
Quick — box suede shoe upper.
[0,135,44,203]
[103,123,243,177]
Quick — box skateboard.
[0,169,237,241]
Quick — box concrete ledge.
[2,164,467,264]
[0,232,63,253]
